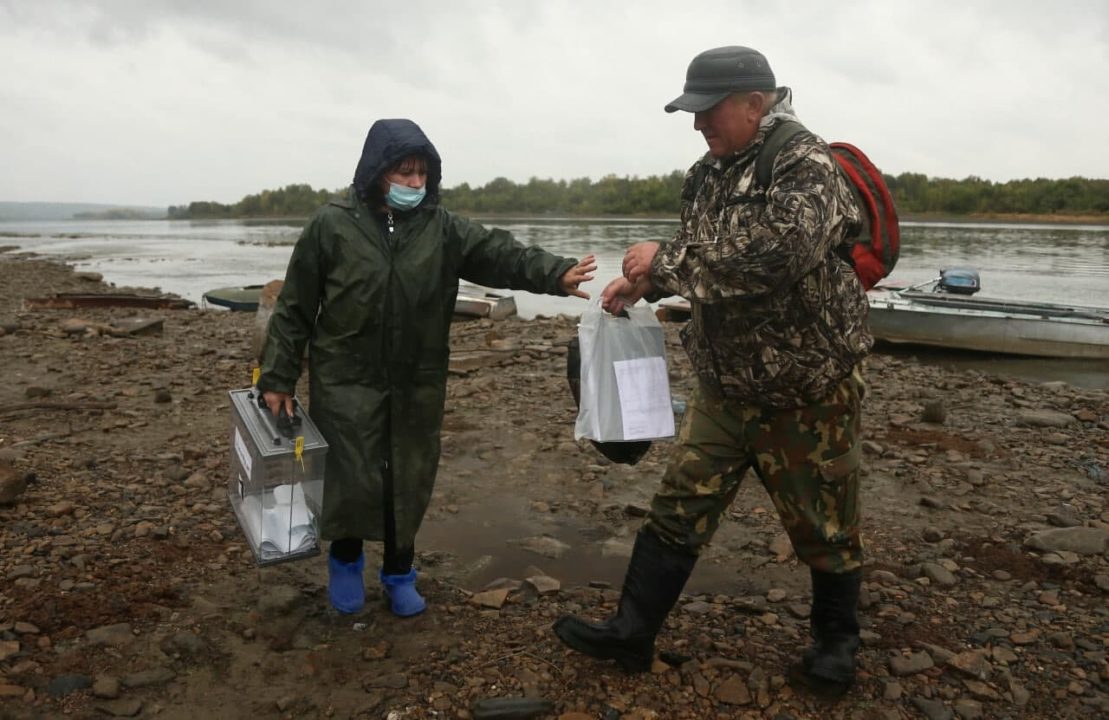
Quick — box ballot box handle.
[253,392,303,442]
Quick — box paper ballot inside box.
[240,483,318,560]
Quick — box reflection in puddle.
[418,495,778,597]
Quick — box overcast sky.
[2,0,1107,207]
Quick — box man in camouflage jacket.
[555,46,871,696]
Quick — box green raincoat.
[258,119,577,545]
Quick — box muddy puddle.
[417,494,800,597]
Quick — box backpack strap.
[686,118,809,201]
[754,119,808,189]
[682,163,712,207]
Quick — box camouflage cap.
[665,46,776,113]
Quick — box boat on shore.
[653,268,1109,360]
[656,299,691,323]
[201,283,518,320]
[454,286,517,320]
[202,285,266,311]
[867,268,1109,359]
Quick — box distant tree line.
[166,174,1109,219]
[886,174,1109,216]
[73,208,163,220]
[167,184,337,219]
[441,173,687,216]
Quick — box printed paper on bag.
[613,357,675,440]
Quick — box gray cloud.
[1,0,1106,206]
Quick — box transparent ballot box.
[227,388,327,566]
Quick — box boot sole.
[789,662,853,699]
[552,618,652,673]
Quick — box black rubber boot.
[802,568,862,694]
[552,529,696,672]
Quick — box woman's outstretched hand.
[559,254,597,299]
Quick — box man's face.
[693,93,762,158]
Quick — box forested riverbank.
[160,174,1109,223]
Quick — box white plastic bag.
[574,298,675,442]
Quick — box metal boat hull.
[203,285,264,311]
[867,289,1109,359]
[454,287,517,320]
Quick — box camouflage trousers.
[647,366,865,573]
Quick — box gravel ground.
[1,248,1107,720]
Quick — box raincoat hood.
[352,118,443,207]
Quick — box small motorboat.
[454,286,517,320]
[867,268,1109,359]
[203,285,265,312]
[656,299,691,323]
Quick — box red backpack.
[756,120,900,290]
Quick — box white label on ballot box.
[233,426,253,477]
[613,356,675,440]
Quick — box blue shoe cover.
[379,568,426,617]
[328,553,365,614]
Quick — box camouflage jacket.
[650,98,872,409]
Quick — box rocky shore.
[0,249,1107,720]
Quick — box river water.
[3,216,1108,387]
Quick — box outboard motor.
[937,267,981,295]
[566,336,652,465]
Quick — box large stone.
[513,535,570,559]
[110,317,164,336]
[890,651,934,676]
[471,697,553,719]
[599,537,633,558]
[470,588,510,609]
[922,562,958,587]
[1025,527,1109,555]
[954,699,983,720]
[86,623,134,648]
[48,675,92,697]
[256,585,303,615]
[0,641,19,662]
[946,649,992,680]
[524,575,560,595]
[912,697,954,720]
[1015,410,1075,428]
[364,673,408,690]
[0,460,28,505]
[713,674,751,705]
[92,675,121,699]
[121,668,176,688]
[769,533,794,562]
[92,699,144,717]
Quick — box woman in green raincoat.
[258,119,596,616]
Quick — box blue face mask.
[386,183,426,210]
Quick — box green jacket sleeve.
[257,216,324,394]
[446,212,577,295]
